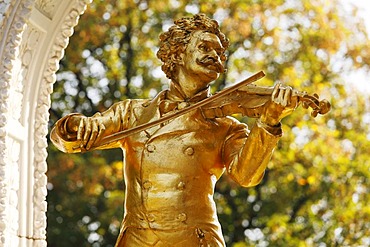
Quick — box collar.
[166,81,211,103]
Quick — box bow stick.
[80,71,265,150]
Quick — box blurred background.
[46,0,370,246]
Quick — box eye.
[199,44,210,52]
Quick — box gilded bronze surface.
[51,14,330,247]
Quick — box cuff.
[56,113,83,141]
[256,119,283,137]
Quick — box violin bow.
[91,71,266,148]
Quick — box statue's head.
[157,14,229,80]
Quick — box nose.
[206,50,222,65]
[208,49,219,59]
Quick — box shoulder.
[110,98,152,110]
[130,90,166,108]
[130,98,152,108]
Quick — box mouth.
[196,57,225,73]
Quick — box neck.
[168,80,210,102]
[174,70,211,99]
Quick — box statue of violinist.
[50,14,330,247]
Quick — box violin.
[80,71,331,149]
[202,79,331,119]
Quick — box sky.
[337,0,370,39]
[349,1,370,35]
[349,0,370,35]
[341,0,370,93]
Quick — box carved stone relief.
[0,0,33,245]
[32,0,91,246]
[0,1,13,41]
[35,0,61,19]
[10,24,41,122]
[0,0,91,246]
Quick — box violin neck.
[239,84,307,98]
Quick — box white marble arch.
[0,0,91,246]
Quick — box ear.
[172,53,184,66]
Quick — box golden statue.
[50,14,330,247]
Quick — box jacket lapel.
[132,91,165,137]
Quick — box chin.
[195,68,219,83]
[205,71,219,81]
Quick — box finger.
[86,120,99,150]
[283,86,292,107]
[276,87,285,105]
[95,123,106,145]
[77,118,85,141]
[83,118,92,147]
[271,82,281,102]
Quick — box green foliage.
[47,0,370,246]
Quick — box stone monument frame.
[0,0,91,246]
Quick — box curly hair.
[157,14,229,80]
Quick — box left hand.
[259,82,298,126]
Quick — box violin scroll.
[300,93,331,118]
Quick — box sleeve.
[50,100,131,153]
[222,118,282,187]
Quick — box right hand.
[69,114,106,151]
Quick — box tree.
[47,0,370,246]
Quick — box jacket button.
[146,144,155,152]
[177,213,187,222]
[177,181,185,190]
[184,147,194,156]
[143,181,152,189]
[147,214,155,222]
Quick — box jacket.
[50,89,282,246]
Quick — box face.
[179,31,225,89]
